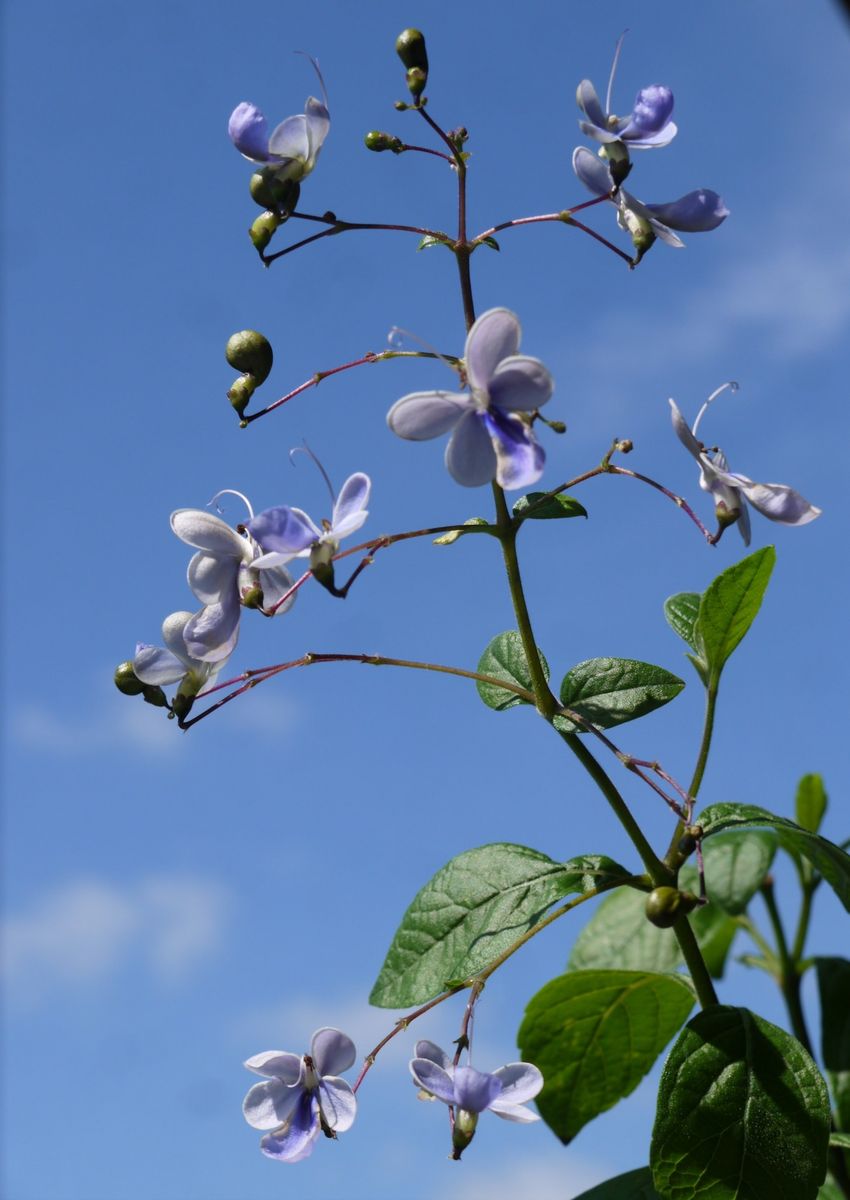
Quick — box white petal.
[268,113,310,162]
[161,612,195,664]
[170,509,247,557]
[465,308,521,391]
[332,473,370,537]
[133,644,186,686]
[669,399,703,460]
[187,552,238,604]
[445,412,497,486]
[387,391,470,440]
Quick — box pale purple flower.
[410,1040,542,1156]
[134,611,227,698]
[243,1028,357,1164]
[387,308,554,490]
[170,498,295,663]
[577,35,677,151]
[246,473,370,573]
[228,58,329,183]
[572,147,728,258]
[670,385,822,545]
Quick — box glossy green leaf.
[572,1170,661,1200]
[651,1006,831,1200]
[512,492,588,521]
[816,957,850,1132]
[698,803,850,911]
[694,546,775,681]
[370,845,628,1007]
[700,830,777,915]
[432,517,489,546]
[796,774,829,834]
[663,592,701,652]
[555,658,684,734]
[518,970,694,1142]
[475,630,548,711]
[568,888,682,974]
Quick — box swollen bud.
[249,210,282,253]
[364,130,404,153]
[395,29,428,98]
[249,169,300,215]
[645,886,699,928]
[114,661,145,696]
[226,330,273,417]
[451,1108,478,1160]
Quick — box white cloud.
[3,874,231,1003]
[12,700,180,757]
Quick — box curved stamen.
[208,488,255,520]
[605,29,629,117]
[296,50,330,112]
[289,440,336,508]
[387,326,458,375]
[692,380,740,440]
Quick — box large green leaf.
[568,887,682,974]
[572,1170,661,1200]
[700,829,777,915]
[698,803,850,911]
[819,1177,845,1199]
[651,1006,831,1200]
[555,658,684,734]
[518,970,694,1142]
[816,957,850,1132]
[475,630,548,711]
[370,846,628,1007]
[663,592,701,652]
[796,774,829,834]
[694,546,775,681]
[512,492,588,521]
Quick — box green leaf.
[829,1134,850,1149]
[694,546,775,681]
[680,866,739,978]
[820,1177,845,1199]
[651,1006,831,1200]
[555,658,684,734]
[416,234,453,251]
[816,957,850,1132]
[664,592,701,652]
[698,802,850,911]
[568,887,683,974]
[572,1169,661,1200]
[432,517,489,545]
[476,630,548,711]
[512,492,588,521]
[370,845,629,1007]
[797,773,829,834]
[477,235,500,251]
[518,970,694,1142]
[699,830,777,915]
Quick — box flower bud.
[114,661,145,696]
[451,1108,478,1159]
[226,330,273,384]
[395,28,428,73]
[249,210,282,253]
[227,374,255,418]
[405,66,427,98]
[142,684,169,708]
[364,130,404,153]
[249,169,300,215]
[645,886,699,928]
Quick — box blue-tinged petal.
[133,644,186,686]
[622,85,674,136]
[620,193,684,247]
[578,120,623,145]
[465,308,521,391]
[624,123,678,149]
[244,1050,304,1083]
[489,1063,544,1107]
[572,147,614,197]
[268,114,310,162]
[318,1078,357,1131]
[243,1078,304,1130]
[488,1100,540,1122]
[304,97,330,164]
[187,552,238,604]
[332,473,370,538]
[576,79,607,129]
[161,612,195,663]
[228,102,271,162]
[445,412,497,487]
[410,1058,457,1105]
[453,1066,503,1114]
[260,1093,320,1162]
[721,474,821,527]
[645,190,729,233]
[483,410,546,491]
[247,506,317,555]
[251,549,296,570]
[414,1041,452,1070]
[669,399,704,460]
[489,356,554,414]
[387,390,470,440]
[311,1028,356,1077]
[736,498,752,546]
[171,509,248,558]
[183,596,241,663]
[258,565,297,615]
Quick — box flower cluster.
[572,35,728,262]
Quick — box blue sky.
[3,1,850,1198]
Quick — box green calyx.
[249,169,300,215]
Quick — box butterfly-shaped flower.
[387,308,554,490]
[577,35,677,151]
[228,58,329,185]
[246,473,370,573]
[133,611,228,719]
[243,1028,357,1164]
[670,385,822,544]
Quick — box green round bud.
[114,661,144,696]
[645,886,683,928]
[395,28,428,72]
[227,374,255,418]
[364,130,404,153]
[249,210,281,253]
[405,66,427,98]
[249,169,300,214]
[225,330,273,384]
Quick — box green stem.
[791,883,815,963]
[672,912,720,1009]
[665,682,718,867]
[760,878,813,1055]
